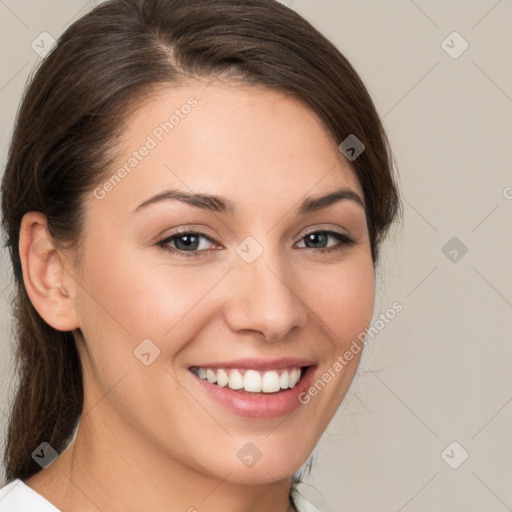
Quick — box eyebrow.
[131,186,365,216]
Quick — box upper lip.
[189,357,316,371]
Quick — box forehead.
[87,81,363,220]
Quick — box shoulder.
[0,479,61,511]
[291,486,326,512]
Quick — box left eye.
[295,231,353,251]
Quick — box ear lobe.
[19,211,80,331]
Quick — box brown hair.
[0,0,401,504]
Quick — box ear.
[18,211,80,332]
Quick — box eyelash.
[156,228,356,259]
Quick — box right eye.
[157,230,220,258]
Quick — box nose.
[223,251,308,342]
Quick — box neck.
[26,412,294,512]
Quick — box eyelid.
[299,223,351,238]
[293,222,356,247]
[156,224,218,243]
[158,228,219,248]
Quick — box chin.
[201,442,310,485]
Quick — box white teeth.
[289,368,301,388]
[191,366,304,393]
[216,368,229,387]
[229,369,244,389]
[244,370,261,392]
[261,370,281,393]
[279,370,289,390]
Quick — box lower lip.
[189,366,317,419]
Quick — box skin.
[20,80,375,512]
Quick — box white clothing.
[0,478,323,511]
[0,479,60,511]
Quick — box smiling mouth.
[189,365,309,394]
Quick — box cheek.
[294,255,374,433]
[308,255,375,349]
[78,238,222,344]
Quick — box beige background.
[1,1,511,510]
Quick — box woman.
[0,0,401,510]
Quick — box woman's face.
[71,81,375,485]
